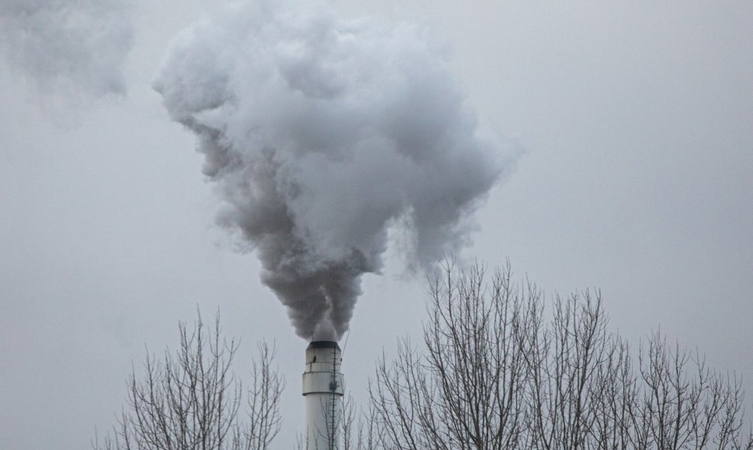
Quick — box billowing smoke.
[154,0,515,341]
[0,0,133,97]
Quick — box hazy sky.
[2,1,752,449]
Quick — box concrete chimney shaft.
[302,341,344,450]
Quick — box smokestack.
[302,341,344,450]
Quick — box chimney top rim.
[307,340,340,350]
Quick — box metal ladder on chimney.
[328,344,338,450]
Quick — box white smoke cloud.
[0,0,133,97]
[154,0,517,341]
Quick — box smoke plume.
[0,0,133,97]
[154,0,515,341]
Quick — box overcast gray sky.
[2,1,752,449]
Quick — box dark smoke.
[154,0,516,341]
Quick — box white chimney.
[302,341,344,450]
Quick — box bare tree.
[629,331,752,450]
[524,291,610,449]
[367,261,753,450]
[369,262,537,449]
[94,311,285,450]
[244,341,285,449]
[340,394,379,450]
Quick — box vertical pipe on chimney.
[302,341,344,450]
